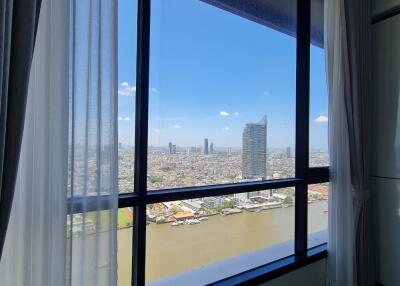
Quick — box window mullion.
[295,0,311,257]
[133,0,151,285]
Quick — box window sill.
[147,231,327,286]
[211,243,327,286]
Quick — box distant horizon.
[118,143,328,152]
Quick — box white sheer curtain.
[325,1,355,281]
[0,0,69,285]
[0,0,118,286]
[325,0,374,285]
[67,0,118,286]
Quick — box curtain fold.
[325,0,374,285]
[0,0,118,286]
[0,0,42,260]
[67,1,118,286]
[343,1,374,284]
[0,0,69,285]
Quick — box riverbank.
[116,200,328,285]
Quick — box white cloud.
[314,115,328,123]
[233,112,240,116]
[223,126,230,131]
[220,111,229,116]
[118,82,157,96]
[172,124,182,129]
[154,128,164,133]
[118,116,131,121]
[118,82,136,96]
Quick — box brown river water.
[117,201,328,285]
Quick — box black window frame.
[70,0,329,285]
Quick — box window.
[72,0,329,285]
[118,0,137,194]
[309,44,329,167]
[118,208,134,286]
[307,183,329,248]
[148,0,297,190]
[146,188,295,283]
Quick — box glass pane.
[118,208,134,286]
[66,208,133,286]
[118,0,137,193]
[307,183,329,248]
[146,188,295,284]
[309,1,329,167]
[148,0,297,190]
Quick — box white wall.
[259,260,326,286]
[371,1,400,285]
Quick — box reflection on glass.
[147,0,297,190]
[307,183,329,248]
[118,0,137,193]
[146,188,295,283]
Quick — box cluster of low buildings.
[67,146,328,234]
[145,185,326,226]
[117,146,323,192]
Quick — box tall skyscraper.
[242,116,267,179]
[169,142,173,154]
[204,138,209,155]
[286,147,291,158]
[210,142,214,154]
[172,144,177,154]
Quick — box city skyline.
[119,143,327,152]
[118,112,324,151]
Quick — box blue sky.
[118,0,328,149]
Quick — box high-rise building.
[168,142,173,154]
[204,138,209,155]
[286,147,291,158]
[210,142,214,154]
[242,116,267,179]
[172,144,177,154]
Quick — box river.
[117,201,328,285]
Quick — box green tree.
[222,200,235,209]
[284,196,293,204]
